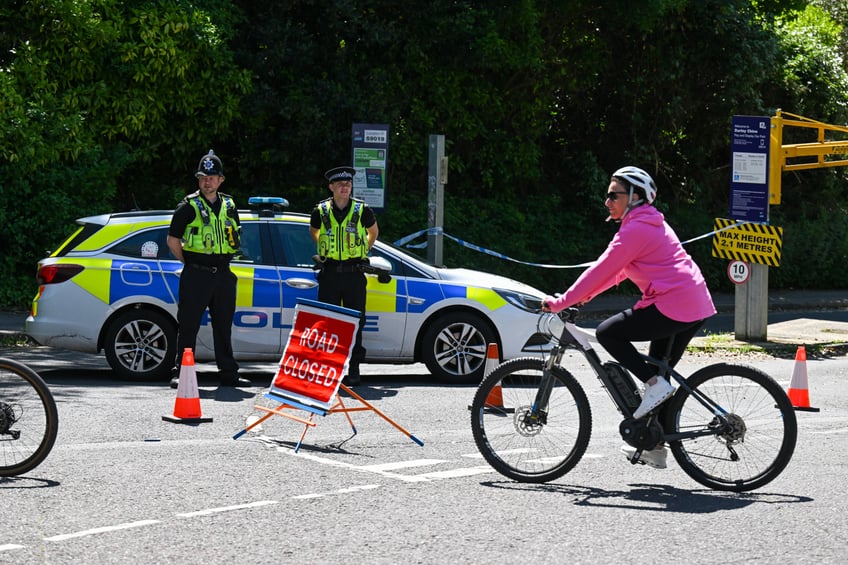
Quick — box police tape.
[393,221,759,269]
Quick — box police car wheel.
[103,309,177,381]
[421,312,497,384]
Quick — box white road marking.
[293,484,381,500]
[177,500,280,517]
[0,544,25,552]
[359,459,448,471]
[282,450,431,482]
[414,466,494,479]
[44,520,161,542]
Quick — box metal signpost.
[721,110,848,340]
[724,115,772,340]
[427,134,447,266]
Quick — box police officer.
[309,166,379,385]
[166,150,250,388]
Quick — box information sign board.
[730,116,771,222]
[352,123,389,212]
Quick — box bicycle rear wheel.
[0,358,59,477]
[664,363,797,492]
[470,357,592,483]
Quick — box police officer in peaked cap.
[309,165,379,386]
[167,150,250,389]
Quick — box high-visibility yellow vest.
[182,192,240,255]
[316,198,368,260]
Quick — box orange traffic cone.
[484,343,503,408]
[163,348,214,423]
[787,345,820,412]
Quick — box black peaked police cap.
[324,166,356,183]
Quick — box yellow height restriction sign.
[711,218,783,267]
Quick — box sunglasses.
[606,191,629,201]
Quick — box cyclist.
[541,166,715,468]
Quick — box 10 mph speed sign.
[727,260,750,285]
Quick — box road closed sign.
[711,218,783,267]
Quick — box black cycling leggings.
[595,305,707,383]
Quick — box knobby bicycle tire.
[470,357,592,483]
[663,363,797,492]
[0,358,59,477]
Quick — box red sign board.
[269,299,360,412]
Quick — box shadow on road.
[479,480,813,512]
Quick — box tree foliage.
[0,0,251,305]
[1,0,847,308]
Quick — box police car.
[26,197,551,383]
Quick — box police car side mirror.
[366,256,392,284]
[368,256,391,273]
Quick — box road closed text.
[280,326,342,387]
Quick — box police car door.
[228,220,286,354]
[267,220,320,351]
[361,247,409,359]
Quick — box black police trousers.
[174,263,239,376]
[316,269,367,377]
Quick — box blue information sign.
[729,116,770,222]
[351,123,389,212]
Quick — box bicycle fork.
[527,344,566,426]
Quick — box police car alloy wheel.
[103,309,177,381]
[421,311,497,384]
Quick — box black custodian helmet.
[195,150,224,178]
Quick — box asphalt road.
[1,345,847,563]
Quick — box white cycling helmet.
[611,166,657,204]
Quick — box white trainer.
[621,444,668,469]
[633,377,674,419]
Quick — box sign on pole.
[711,218,783,267]
[730,116,771,222]
[727,260,750,285]
[352,123,389,212]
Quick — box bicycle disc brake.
[515,405,546,437]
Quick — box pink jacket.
[546,205,715,322]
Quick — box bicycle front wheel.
[470,357,592,483]
[664,363,797,492]
[0,358,59,477]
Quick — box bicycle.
[470,307,797,492]
[0,357,59,477]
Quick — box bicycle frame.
[534,310,732,442]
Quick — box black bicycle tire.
[663,363,797,492]
[0,358,59,477]
[470,357,592,483]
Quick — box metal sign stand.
[233,384,424,452]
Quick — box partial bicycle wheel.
[0,358,59,477]
[470,357,592,483]
[663,363,797,492]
